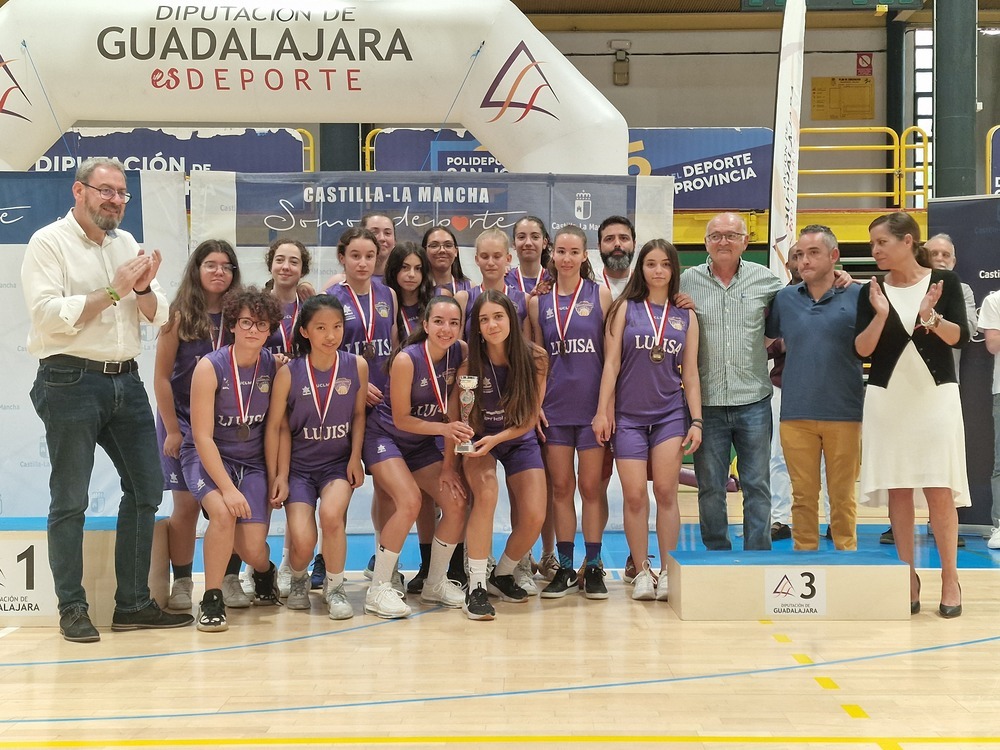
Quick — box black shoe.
[197,589,228,632]
[463,585,495,621]
[825,526,833,541]
[582,564,609,600]
[310,554,326,590]
[60,610,100,643]
[939,584,962,619]
[111,601,194,631]
[957,536,966,548]
[407,570,428,595]
[880,528,895,545]
[486,572,527,603]
[447,565,468,588]
[540,566,578,599]
[770,522,791,541]
[252,563,281,606]
[911,574,921,615]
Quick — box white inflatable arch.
[0,0,627,174]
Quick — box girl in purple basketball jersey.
[528,225,613,600]
[362,297,474,617]
[154,240,240,612]
[447,291,548,621]
[424,225,472,297]
[263,238,311,357]
[265,295,367,620]
[457,229,529,338]
[189,287,284,632]
[593,240,703,602]
[505,215,551,296]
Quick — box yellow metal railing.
[898,126,930,208]
[798,127,904,204]
[296,128,316,172]
[986,124,1000,194]
[363,128,382,171]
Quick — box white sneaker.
[988,527,1000,549]
[286,574,311,610]
[223,573,252,608]
[537,552,559,582]
[515,554,538,596]
[276,563,292,599]
[239,566,255,596]
[655,570,670,601]
[420,578,465,608]
[325,583,354,620]
[632,561,655,601]
[167,577,194,610]
[365,582,412,619]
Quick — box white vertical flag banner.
[769,0,806,282]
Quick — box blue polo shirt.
[765,282,864,422]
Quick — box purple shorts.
[613,415,687,461]
[362,414,443,473]
[286,463,350,507]
[485,433,544,477]
[181,448,270,524]
[156,415,190,492]
[542,423,601,451]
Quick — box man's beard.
[90,207,121,231]
[601,250,633,273]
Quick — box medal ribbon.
[278,300,299,352]
[342,282,375,348]
[643,299,669,352]
[423,341,450,420]
[602,269,613,290]
[306,352,340,425]
[211,313,224,351]
[552,277,584,349]
[229,345,260,429]
[514,267,543,295]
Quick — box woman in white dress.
[854,212,969,618]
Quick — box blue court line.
[5,633,999,726]
[0,607,441,669]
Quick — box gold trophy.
[455,375,479,454]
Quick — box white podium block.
[667,549,911,621]
[0,517,169,628]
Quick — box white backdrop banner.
[0,171,188,519]
[0,0,627,175]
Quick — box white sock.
[427,537,457,585]
[291,568,307,580]
[372,546,400,586]
[326,571,345,590]
[279,547,290,570]
[468,557,488,591]
[495,553,518,577]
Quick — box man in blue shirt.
[765,225,863,550]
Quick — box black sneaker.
[447,564,468,588]
[310,554,326,590]
[406,570,428,595]
[112,601,194,631]
[463,585,495,621]
[880,528,895,545]
[582,564,609,600]
[770,522,791,541]
[197,589,228,632]
[825,525,833,541]
[540,566,578,599]
[252,563,282,606]
[60,610,100,643]
[486,572,528,603]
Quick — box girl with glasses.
[186,287,284,632]
[423,225,471,297]
[154,240,241,613]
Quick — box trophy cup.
[455,375,479,454]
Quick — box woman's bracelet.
[105,286,120,306]
[690,418,704,429]
[919,310,942,330]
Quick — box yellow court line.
[842,704,871,719]
[5,736,1000,748]
[773,633,792,643]
[792,653,814,664]
[815,677,839,689]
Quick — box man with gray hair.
[765,225,863,550]
[22,157,194,642]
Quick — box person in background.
[155,240,240,612]
[975,288,1000,549]
[22,156,193,642]
[506,215,551,296]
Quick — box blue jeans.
[30,363,163,615]
[693,397,773,551]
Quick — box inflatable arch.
[0,0,628,174]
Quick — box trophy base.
[455,442,476,454]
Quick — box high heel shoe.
[939,583,962,619]
[910,574,921,615]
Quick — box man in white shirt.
[976,288,1000,549]
[22,157,194,642]
[597,215,635,300]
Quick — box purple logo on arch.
[481,41,558,123]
